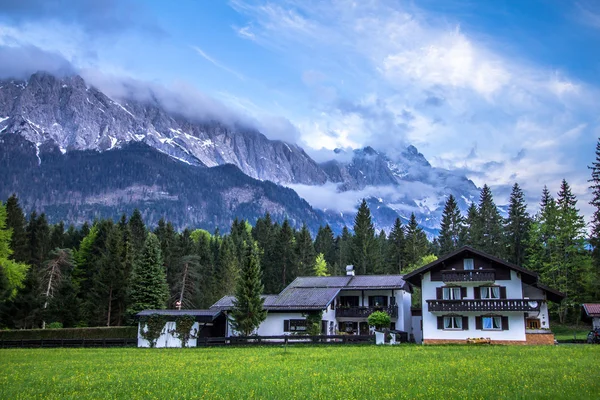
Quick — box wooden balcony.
[441,269,495,283]
[336,305,398,318]
[427,299,544,312]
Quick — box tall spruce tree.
[464,203,480,247]
[271,219,296,292]
[216,236,239,297]
[127,233,169,317]
[5,195,28,263]
[438,195,464,256]
[588,138,600,299]
[314,225,335,269]
[386,218,406,273]
[351,199,376,275]
[475,185,504,257]
[295,223,315,277]
[230,244,267,336]
[334,227,352,276]
[504,183,530,265]
[404,213,430,268]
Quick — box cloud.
[0,45,75,79]
[257,115,301,144]
[191,46,245,81]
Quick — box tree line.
[2,140,600,328]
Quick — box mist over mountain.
[0,72,481,233]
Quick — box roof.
[210,295,278,311]
[403,246,538,286]
[136,309,222,322]
[583,304,600,317]
[288,275,409,291]
[534,283,565,303]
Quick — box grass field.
[552,323,592,341]
[1,345,598,399]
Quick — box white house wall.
[523,285,550,329]
[137,321,201,348]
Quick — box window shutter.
[436,287,443,299]
[461,287,467,299]
[437,316,444,330]
[500,287,507,299]
[502,316,509,330]
[475,316,482,330]
[462,316,469,330]
[283,320,290,332]
[474,287,481,299]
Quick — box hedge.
[0,326,137,340]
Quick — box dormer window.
[464,258,474,270]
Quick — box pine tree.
[295,223,315,276]
[230,244,267,336]
[404,214,429,269]
[127,233,169,317]
[128,209,146,256]
[171,255,201,309]
[271,219,296,292]
[504,183,530,265]
[334,227,352,276]
[216,236,239,297]
[49,222,65,250]
[351,199,376,275]
[464,203,480,247]
[438,195,464,256]
[40,248,74,328]
[374,229,388,274]
[475,185,504,257]
[27,212,50,269]
[313,253,329,276]
[386,218,405,273]
[588,138,600,299]
[314,225,335,269]
[5,194,28,263]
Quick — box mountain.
[0,72,481,233]
[0,133,338,232]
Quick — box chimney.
[346,265,355,276]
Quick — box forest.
[1,142,600,329]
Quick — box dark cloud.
[0,0,167,37]
[0,45,75,79]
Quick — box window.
[369,296,388,307]
[527,318,540,329]
[443,287,462,300]
[464,258,474,270]
[283,319,307,332]
[444,316,463,330]
[480,286,501,299]
[340,296,359,307]
[483,316,502,330]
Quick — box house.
[212,266,415,340]
[582,304,600,329]
[403,246,564,345]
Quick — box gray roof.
[345,275,409,290]
[210,274,409,312]
[136,309,222,322]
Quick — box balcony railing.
[336,305,398,318]
[427,299,544,312]
[441,269,495,283]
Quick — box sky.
[0,0,599,218]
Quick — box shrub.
[367,311,391,331]
[47,322,63,329]
[0,326,137,340]
[169,315,198,348]
[139,314,168,348]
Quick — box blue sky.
[0,0,599,216]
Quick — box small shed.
[582,304,600,329]
[136,309,226,348]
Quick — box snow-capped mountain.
[0,72,481,233]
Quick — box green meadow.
[1,345,598,399]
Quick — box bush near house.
[0,326,137,341]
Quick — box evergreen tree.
[27,212,50,269]
[504,183,530,265]
[438,195,464,256]
[313,253,329,276]
[230,244,267,336]
[171,255,201,309]
[464,203,480,247]
[216,236,240,297]
[351,199,376,275]
[404,214,429,269]
[295,223,315,276]
[195,231,217,308]
[386,218,405,273]
[374,229,388,274]
[314,225,335,269]
[5,195,28,263]
[127,233,169,317]
[588,138,600,299]
[0,202,30,301]
[40,248,74,328]
[334,227,352,276]
[49,221,65,250]
[475,185,504,257]
[128,209,146,256]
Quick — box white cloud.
[191,45,245,81]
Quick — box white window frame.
[480,286,501,299]
[464,258,474,270]
[482,316,502,330]
[443,287,462,300]
[289,319,307,332]
[443,316,463,330]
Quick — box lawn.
[552,323,592,342]
[1,345,598,399]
